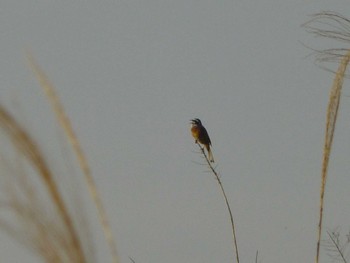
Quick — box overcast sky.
[1,1,350,262]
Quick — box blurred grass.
[27,53,119,263]
[0,55,119,262]
[0,104,87,262]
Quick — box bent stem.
[196,142,239,263]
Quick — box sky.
[1,1,350,262]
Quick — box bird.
[190,118,214,162]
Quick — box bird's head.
[190,118,202,126]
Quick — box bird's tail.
[206,145,214,163]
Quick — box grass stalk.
[316,48,350,263]
[195,142,239,263]
[303,12,350,263]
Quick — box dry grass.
[316,49,350,263]
[304,12,350,263]
[0,54,119,262]
[194,142,240,263]
[0,105,88,262]
[27,53,119,263]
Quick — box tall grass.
[303,12,350,263]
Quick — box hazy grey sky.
[1,1,350,262]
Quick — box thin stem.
[195,142,239,263]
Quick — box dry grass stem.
[316,49,350,263]
[303,12,350,263]
[27,53,119,263]
[304,12,350,263]
[195,142,239,263]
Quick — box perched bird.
[190,118,214,162]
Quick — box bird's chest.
[191,126,200,139]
